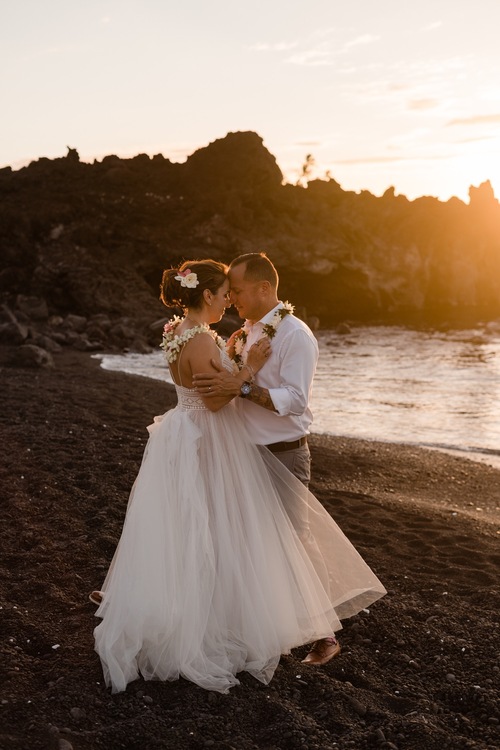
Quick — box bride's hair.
[160,259,228,309]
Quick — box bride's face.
[209,279,231,322]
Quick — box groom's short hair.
[229,252,279,289]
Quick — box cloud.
[336,156,410,165]
[344,34,380,49]
[339,56,470,109]
[286,45,333,66]
[336,153,452,165]
[284,28,380,66]
[447,113,500,126]
[248,41,298,52]
[424,21,443,31]
[387,82,411,92]
[252,26,380,68]
[407,98,439,111]
[389,127,432,146]
[454,135,497,144]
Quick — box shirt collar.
[245,302,284,330]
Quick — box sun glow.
[2,2,500,202]
[449,138,500,204]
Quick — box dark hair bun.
[160,260,228,309]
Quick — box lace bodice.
[175,384,208,411]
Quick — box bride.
[93,259,386,694]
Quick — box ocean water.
[94,325,500,469]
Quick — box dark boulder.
[15,295,49,320]
[12,344,54,368]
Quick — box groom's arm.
[193,361,277,412]
[243,383,277,411]
[266,330,318,417]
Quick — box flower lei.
[160,316,226,364]
[232,302,294,369]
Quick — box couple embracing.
[92,252,386,694]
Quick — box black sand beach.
[1,350,499,750]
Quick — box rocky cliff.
[1,130,500,359]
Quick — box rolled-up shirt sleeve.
[267,329,319,416]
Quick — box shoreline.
[93,344,500,475]
[311,431,500,473]
[2,349,499,750]
[419,442,500,472]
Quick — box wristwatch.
[239,381,253,398]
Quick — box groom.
[193,252,340,666]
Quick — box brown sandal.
[88,590,104,606]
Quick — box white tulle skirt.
[94,387,386,693]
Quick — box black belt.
[265,436,307,453]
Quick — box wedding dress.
[94,345,386,694]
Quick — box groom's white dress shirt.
[235,303,319,445]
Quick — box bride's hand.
[246,337,271,374]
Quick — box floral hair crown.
[174,268,199,289]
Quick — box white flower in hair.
[174,268,199,288]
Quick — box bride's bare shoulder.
[184,331,221,358]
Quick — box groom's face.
[228,263,262,322]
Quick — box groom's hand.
[193,359,241,397]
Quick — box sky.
[2,0,500,202]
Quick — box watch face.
[241,381,252,396]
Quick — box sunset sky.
[2,0,500,202]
